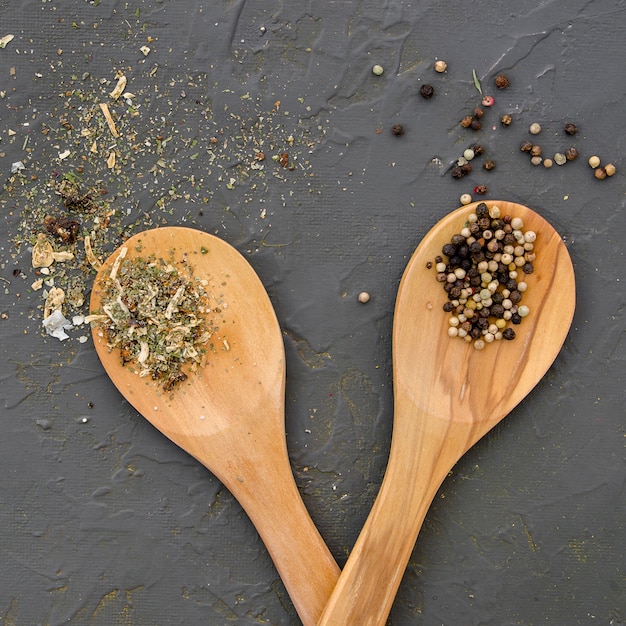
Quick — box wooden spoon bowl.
[318,201,576,625]
[89,227,339,626]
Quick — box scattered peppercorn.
[605,163,616,176]
[530,145,542,157]
[474,107,484,119]
[595,167,607,180]
[470,118,482,131]
[529,122,542,135]
[520,140,533,153]
[471,144,485,156]
[420,84,435,98]
[372,64,384,76]
[483,160,496,171]
[434,60,447,73]
[495,74,510,89]
[460,116,473,128]
[481,95,495,107]
[554,152,567,165]
[564,122,578,135]
[501,114,512,126]
[588,155,601,168]
[358,291,371,303]
[391,124,404,136]
[474,185,487,195]
[565,147,579,161]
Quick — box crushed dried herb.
[87,249,216,390]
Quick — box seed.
[474,107,484,119]
[483,160,496,171]
[372,64,384,76]
[463,148,476,161]
[481,95,495,107]
[470,118,482,131]
[501,114,512,126]
[605,163,616,176]
[391,124,404,136]
[543,158,553,168]
[358,291,371,303]
[502,328,515,340]
[434,60,447,73]
[588,155,601,168]
[518,305,530,317]
[529,122,542,135]
[530,156,542,166]
[460,193,473,205]
[520,140,533,153]
[564,122,578,135]
[474,185,487,195]
[471,144,485,156]
[594,167,607,180]
[460,115,473,128]
[495,74,510,89]
[565,147,579,161]
[554,152,567,165]
[530,145,542,157]
[420,84,435,99]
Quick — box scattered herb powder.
[87,250,215,390]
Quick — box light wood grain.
[317,201,576,626]
[90,227,339,626]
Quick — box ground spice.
[87,251,216,390]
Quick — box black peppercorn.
[530,145,542,157]
[442,243,457,257]
[470,119,482,131]
[420,84,434,98]
[565,147,579,160]
[483,160,496,171]
[460,116,473,128]
[511,313,522,325]
[443,302,455,312]
[522,263,534,274]
[391,124,404,136]
[471,144,485,156]
[564,122,578,136]
[502,328,516,340]
[474,184,488,195]
[474,107,484,119]
[426,261,433,269]
[460,163,473,175]
[501,114,512,126]
[490,304,505,318]
[520,140,533,153]
[495,74,510,89]
[451,166,465,179]
[509,290,522,304]
[475,203,489,218]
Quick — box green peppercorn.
[420,84,435,98]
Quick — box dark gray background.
[1,1,624,624]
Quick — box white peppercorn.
[372,64,384,76]
[588,155,601,168]
[529,122,542,134]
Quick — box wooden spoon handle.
[217,451,341,626]
[317,411,471,626]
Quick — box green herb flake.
[472,69,483,95]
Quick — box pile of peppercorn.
[434,203,535,349]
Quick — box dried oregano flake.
[87,249,216,390]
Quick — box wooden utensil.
[318,201,576,625]
[89,226,339,626]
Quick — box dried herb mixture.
[87,249,215,390]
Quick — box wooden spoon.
[317,201,576,625]
[89,226,339,626]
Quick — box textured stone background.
[1,1,624,624]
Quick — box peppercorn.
[475,203,489,218]
[605,163,616,176]
[470,118,482,131]
[483,160,496,171]
[530,145,542,157]
[460,116,473,128]
[501,114,512,126]
[564,122,578,135]
[529,122,541,135]
[502,328,515,340]
[594,167,607,180]
[481,95,494,107]
[565,147,579,161]
[522,263,534,274]
[460,163,472,175]
[588,155,601,168]
[495,74,510,89]
[474,107,484,119]
[471,144,485,156]
[474,185,487,195]
[434,60,447,73]
[391,124,404,136]
[554,152,567,165]
[451,166,465,179]
[420,84,434,98]
[520,140,533,153]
